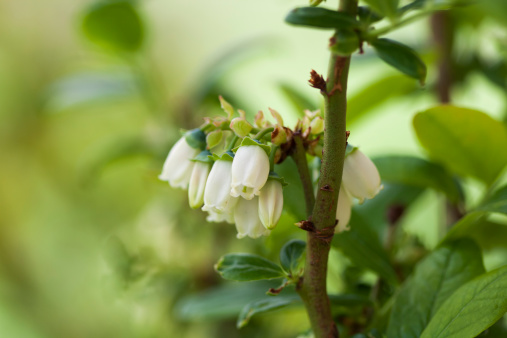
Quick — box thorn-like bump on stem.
[309,69,327,93]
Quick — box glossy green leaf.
[442,212,487,244]
[175,281,279,320]
[82,0,144,52]
[215,254,284,281]
[476,185,507,215]
[333,211,398,285]
[347,75,417,126]
[373,156,463,203]
[363,0,399,19]
[237,294,300,328]
[421,266,507,338]
[279,240,306,274]
[371,38,427,84]
[285,7,360,30]
[387,239,485,338]
[277,157,307,220]
[413,106,507,184]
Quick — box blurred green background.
[1,0,507,337]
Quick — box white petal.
[342,149,382,203]
[335,184,352,233]
[188,162,211,209]
[202,160,238,213]
[231,146,270,200]
[234,197,270,239]
[206,209,235,224]
[159,138,201,189]
[258,180,283,230]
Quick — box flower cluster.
[159,97,382,239]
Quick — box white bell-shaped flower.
[231,143,270,200]
[202,158,239,215]
[188,158,212,209]
[335,184,352,233]
[258,179,283,230]
[206,209,234,224]
[342,149,382,204]
[159,137,201,189]
[234,197,270,239]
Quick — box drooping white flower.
[342,149,382,204]
[159,138,200,189]
[202,155,239,215]
[335,184,352,233]
[231,139,270,200]
[258,178,283,230]
[234,197,270,239]
[188,152,212,209]
[206,209,234,224]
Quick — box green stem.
[226,135,239,150]
[295,1,357,337]
[291,134,315,217]
[253,127,274,140]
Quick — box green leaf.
[371,38,427,84]
[329,294,373,307]
[413,106,507,184]
[347,74,417,126]
[277,157,307,220]
[175,281,280,320]
[421,265,507,338]
[373,155,463,203]
[82,0,144,52]
[443,212,488,244]
[363,0,399,19]
[333,211,398,285]
[476,185,507,215]
[387,239,485,338]
[280,240,306,274]
[237,294,300,328]
[285,7,360,30]
[215,253,284,281]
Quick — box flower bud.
[206,209,234,224]
[231,139,271,200]
[310,116,324,134]
[258,178,284,230]
[271,125,288,145]
[335,184,352,233]
[188,151,212,209]
[202,154,238,215]
[342,149,383,203]
[234,197,270,239]
[159,132,203,189]
[329,29,359,56]
[230,117,253,138]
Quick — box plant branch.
[295,1,357,337]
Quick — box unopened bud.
[230,118,253,138]
[271,125,288,145]
[310,116,324,134]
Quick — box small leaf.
[175,281,279,321]
[421,265,507,338]
[443,212,487,244]
[476,185,507,215]
[371,38,427,84]
[82,0,144,52]
[387,239,485,338]
[237,294,300,328]
[373,155,463,203]
[280,240,306,274]
[285,7,360,30]
[215,253,284,281]
[363,0,399,19]
[413,106,507,184]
